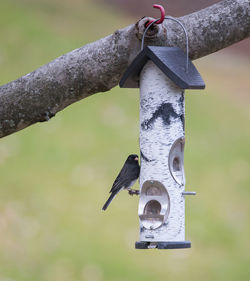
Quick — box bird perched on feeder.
[102,154,140,211]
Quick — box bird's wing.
[109,164,129,194]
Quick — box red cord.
[145,4,165,27]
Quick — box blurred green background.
[0,0,249,281]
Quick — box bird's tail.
[102,192,117,211]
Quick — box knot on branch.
[136,17,160,40]
[39,111,55,122]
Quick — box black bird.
[102,154,140,211]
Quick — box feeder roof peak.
[119,46,205,89]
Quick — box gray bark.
[0,0,249,138]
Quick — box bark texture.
[0,0,249,138]
[139,61,185,242]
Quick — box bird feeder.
[119,16,205,249]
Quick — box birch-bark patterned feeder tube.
[120,46,205,249]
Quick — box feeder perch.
[120,45,205,249]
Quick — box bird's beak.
[135,157,138,161]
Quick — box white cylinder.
[139,60,185,242]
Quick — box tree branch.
[0,0,249,138]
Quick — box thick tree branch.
[0,0,249,138]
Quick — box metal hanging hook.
[145,4,165,27]
[141,16,189,72]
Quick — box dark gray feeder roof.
[119,46,205,89]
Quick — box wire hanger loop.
[141,15,189,72]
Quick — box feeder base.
[135,241,191,249]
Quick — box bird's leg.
[128,188,140,196]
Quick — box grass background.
[0,0,249,280]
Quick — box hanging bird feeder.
[119,5,205,249]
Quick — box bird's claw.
[128,189,140,196]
